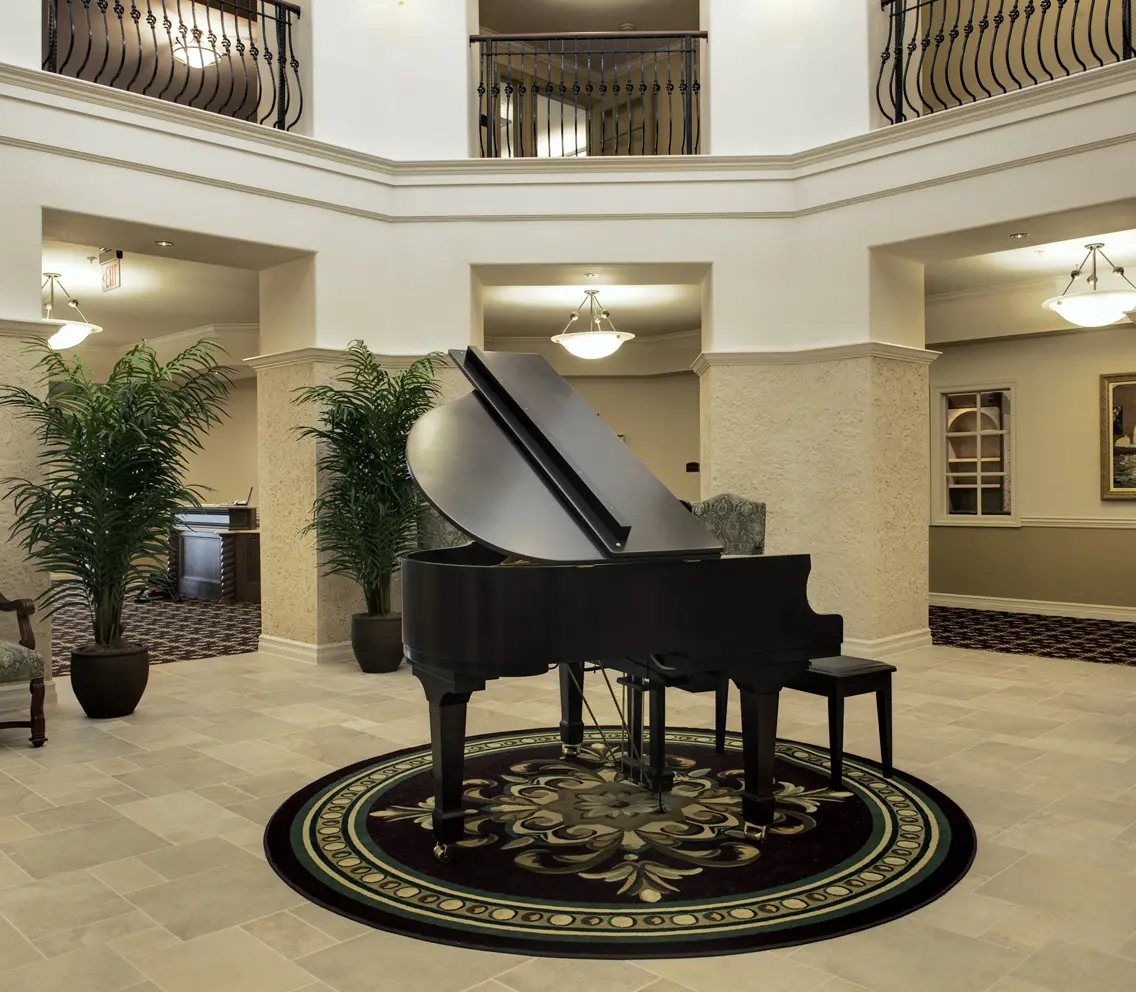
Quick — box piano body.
[402,347,842,861]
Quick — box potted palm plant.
[0,340,232,718]
[296,342,442,673]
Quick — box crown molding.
[245,348,346,371]
[0,318,53,339]
[926,275,1063,306]
[2,55,1134,195]
[691,342,940,374]
[80,323,259,355]
[244,348,451,371]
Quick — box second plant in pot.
[0,340,232,718]
[296,342,442,673]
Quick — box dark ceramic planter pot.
[69,643,150,719]
[351,613,404,673]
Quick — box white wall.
[182,377,259,505]
[569,374,701,502]
[931,325,1136,523]
[703,1,883,154]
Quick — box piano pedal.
[433,843,453,864]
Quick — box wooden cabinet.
[172,506,260,603]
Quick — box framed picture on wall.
[1100,372,1136,499]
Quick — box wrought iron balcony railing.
[878,0,1135,123]
[471,31,706,158]
[42,0,303,130]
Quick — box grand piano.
[402,347,842,861]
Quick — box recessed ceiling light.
[155,240,174,247]
[1009,232,1029,240]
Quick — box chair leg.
[827,691,844,789]
[876,677,893,777]
[714,678,728,753]
[29,678,46,748]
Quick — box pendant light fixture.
[1042,243,1136,328]
[42,272,102,350]
[172,29,220,68]
[551,289,634,359]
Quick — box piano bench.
[714,656,896,789]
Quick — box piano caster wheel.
[561,744,580,758]
[433,843,453,864]
[742,824,768,845]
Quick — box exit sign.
[99,248,122,293]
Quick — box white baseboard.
[257,635,356,666]
[843,627,933,659]
[930,592,1136,623]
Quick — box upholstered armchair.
[691,493,766,555]
[689,494,767,751]
[0,590,47,748]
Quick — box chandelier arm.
[1095,249,1136,292]
[1061,247,1094,296]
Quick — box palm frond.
[295,342,444,614]
[0,338,232,646]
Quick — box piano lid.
[406,347,722,564]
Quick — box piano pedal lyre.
[433,843,453,863]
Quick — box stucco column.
[698,345,935,656]
[0,324,52,681]
[249,351,365,663]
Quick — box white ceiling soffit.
[42,209,310,271]
[479,0,699,34]
[483,282,702,339]
[42,239,259,347]
[925,226,1136,297]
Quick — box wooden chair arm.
[0,594,36,650]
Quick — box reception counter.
[171,506,261,603]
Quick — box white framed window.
[931,384,1018,527]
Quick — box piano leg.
[413,667,483,862]
[558,662,585,756]
[735,686,781,842]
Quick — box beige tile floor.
[1,645,1135,992]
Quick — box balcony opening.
[474,1,704,157]
[42,0,303,131]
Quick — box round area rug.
[264,728,975,958]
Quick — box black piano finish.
[402,348,843,860]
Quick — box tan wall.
[568,373,701,502]
[182,377,259,504]
[930,325,1136,605]
[930,526,1136,608]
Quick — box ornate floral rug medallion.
[264,728,975,958]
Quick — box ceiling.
[41,240,258,347]
[478,263,706,339]
[924,226,1136,297]
[43,210,308,271]
[479,0,699,33]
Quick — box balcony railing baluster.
[472,31,706,158]
[42,0,303,131]
[879,0,1135,122]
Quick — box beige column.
[248,350,364,664]
[697,343,936,657]
[0,324,53,688]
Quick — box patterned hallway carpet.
[931,605,1136,665]
[51,598,261,677]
